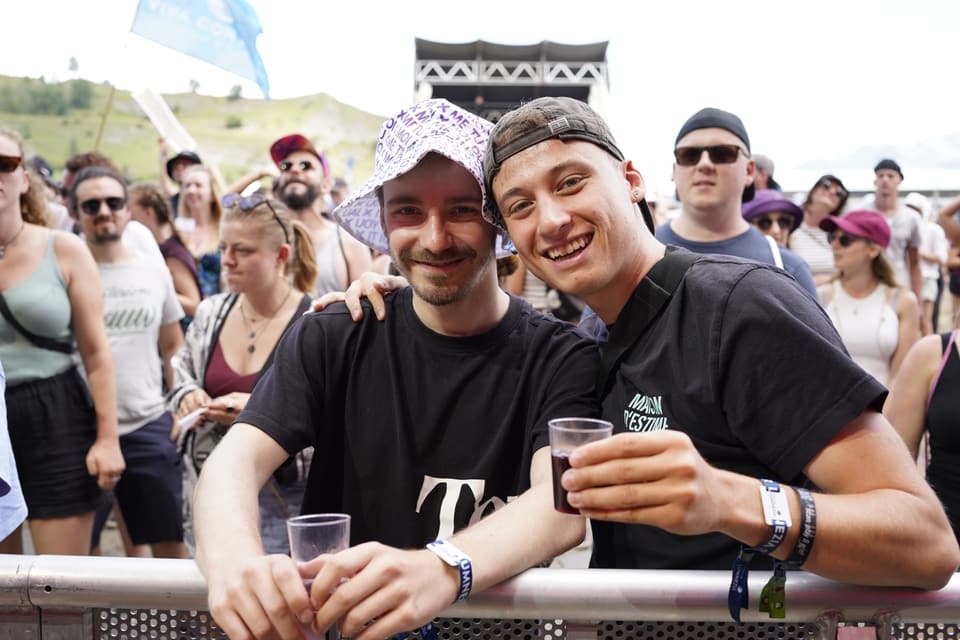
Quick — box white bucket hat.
[334,98,513,258]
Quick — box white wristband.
[425,539,473,603]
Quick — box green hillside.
[0,75,385,187]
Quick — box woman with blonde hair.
[0,127,124,555]
[169,193,317,553]
[819,210,918,386]
[177,165,224,297]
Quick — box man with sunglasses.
[656,108,817,297]
[268,133,373,294]
[70,166,188,558]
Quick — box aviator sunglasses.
[827,230,862,247]
[755,215,795,232]
[222,193,291,244]
[817,178,848,200]
[278,159,317,172]
[79,197,126,216]
[674,144,748,166]
[0,154,22,173]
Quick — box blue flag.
[130,0,270,98]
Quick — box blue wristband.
[786,487,817,566]
[426,540,473,603]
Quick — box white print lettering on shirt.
[416,476,512,539]
[624,393,671,432]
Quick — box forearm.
[84,350,119,440]
[448,482,584,593]
[193,448,266,575]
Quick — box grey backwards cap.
[483,97,654,232]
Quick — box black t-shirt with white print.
[240,287,600,549]
[592,251,886,571]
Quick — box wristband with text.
[786,487,817,566]
[426,539,473,603]
[748,479,792,555]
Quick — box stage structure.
[414,39,611,121]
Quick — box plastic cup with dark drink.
[548,418,614,514]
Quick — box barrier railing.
[1,554,959,639]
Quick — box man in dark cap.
[481,96,958,592]
[869,158,922,318]
[159,145,202,212]
[655,108,816,297]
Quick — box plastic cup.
[286,513,351,563]
[548,418,613,514]
[286,513,351,640]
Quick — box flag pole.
[93,83,117,152]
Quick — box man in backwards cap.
[482,97,957,587]
[656,108,817,297]
[193,99,597,639]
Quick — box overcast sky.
[3,0,959,194]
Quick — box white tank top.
[825,282,899,385]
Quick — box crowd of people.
[2,96,960,639]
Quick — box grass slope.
[0,75,384,187]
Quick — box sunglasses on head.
[278,159,316,172]
[222,193,290,244]
[755,215,795,232]
[0,154,22,173]
[817,178,848,200]
[79,197,126,216]
[674,144,747,167]
[827,230,863,247]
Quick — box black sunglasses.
[674,144,747,167]
[827,230,862,247]
[79,197,126,216]
[222,193,290,244]
[0,154,22,173]
[755,215,795,232]
[817,178,848,200]
[278,159,316,172]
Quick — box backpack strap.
[764,234,784,269]
[0,293,74,354]
[596,248,700,398]
[927,330,957,412]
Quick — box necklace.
[0,222,25,259]
[238,287,293,353]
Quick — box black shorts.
[92,413,183,547]
[950,269,960,296]
[6,367,101,519]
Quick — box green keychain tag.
[768,563,787,619]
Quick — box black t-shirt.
[240,288,600,548]
[591,251,887,570]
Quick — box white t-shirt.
[919,220,948,280]
[93,258,184,435]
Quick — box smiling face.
[492,138,648,310]
[381,153,496,307]
[182,167,213,211]
[75,176,129,244]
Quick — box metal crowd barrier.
[1,554,959,639]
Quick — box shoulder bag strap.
[764,234,784,269]
[596,249,700,397]
[0,293,74,354]
[926,330,957,412]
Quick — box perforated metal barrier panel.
[86,613,960,640]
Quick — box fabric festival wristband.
[426,539,473,603]
[748,479,792,555]
[786,487,817,566]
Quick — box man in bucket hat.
[193,98,597,640]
